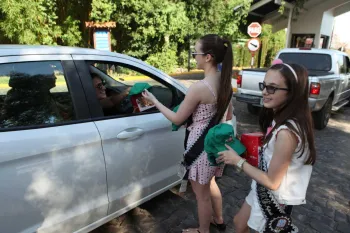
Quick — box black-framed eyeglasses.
[259,82,289,94]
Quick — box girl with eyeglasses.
[216,60,316,233]
[142,34,234,233]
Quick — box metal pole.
[251,53,255,68]
[188,37,191,72]
[285,7,293,48]
[257,41,263,68]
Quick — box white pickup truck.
[236,48,350,129]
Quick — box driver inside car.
[92,74,131,115]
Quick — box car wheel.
[247,104,261,115]
[313,97,333,130]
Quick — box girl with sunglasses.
[142,34,234,233]
[217,60,316,233]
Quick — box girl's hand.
[142,89,157,104]
[216,144,242,166]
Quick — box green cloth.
[128,82,152,96]
[172,103,186,131]
[205,123,246,166]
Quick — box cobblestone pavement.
[92,98,350,233]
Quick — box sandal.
[181,229,201,233]
[210,218,226,231]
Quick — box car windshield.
[278,53,332,71]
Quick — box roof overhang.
[246,0,296,24]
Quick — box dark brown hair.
[259,63,316,165]
[199,34,233,122]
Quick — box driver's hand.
[122,87,131,96]
[142,89,157,104]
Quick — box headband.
[272,59,298,82]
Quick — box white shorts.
[245,188,266,233]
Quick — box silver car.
[0,45,186,233]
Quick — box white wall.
[321,10,335,36]
[269,0,349,48]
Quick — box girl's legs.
[234,201,251,233]
[183,180,212,233]
[210,177,224,224]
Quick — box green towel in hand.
[129,82,152,96]
[205,123,246,166]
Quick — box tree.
[260,25,286,67]
[111,0,190,56]
[0,0,82,46]
[0,0,256,71]
[90,0,116,22]
[331,34,350,55]
[182,0,251,40]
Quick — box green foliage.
[1,0,287,72]
[90,0,116,22]
[183,0,251,40]
[146,44,178,73]
[258,24,286,67]
[111,0,190,59]
[61,16,82,46]
[279,0,308,20]
[0,0,81,46]
[0,0,58,44]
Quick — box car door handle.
[117,128,144,140]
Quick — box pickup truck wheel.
[313,97,333,130]
[247,104,261,115]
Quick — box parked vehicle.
[236,48,350,129]
[0,45,187,233]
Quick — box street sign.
[247,38,261,52]
[247,22,262,38]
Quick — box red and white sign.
[247,38,261,52]
[247,22,262,38]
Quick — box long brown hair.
[259,63,316,165]
[199,34,233,122]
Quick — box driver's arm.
[109,87,130,106]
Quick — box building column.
[285,7,293,48]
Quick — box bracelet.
[236,158,246,172]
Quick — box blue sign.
[95,30,110,51]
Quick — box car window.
[89,62,174,117]
[338,55,346,74]
[0,61,76,129]
[278,53,332,71]
[344,56,350,73]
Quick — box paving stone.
[337,222,350,233]
[310,219,334,233]
[335,210,349,223]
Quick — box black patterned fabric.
[256,148,299,233]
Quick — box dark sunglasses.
[259,82,289,94]
[95,82,105,90]
[191,51,215,59]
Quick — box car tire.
[313,97,333,130]
[247,104,261,115]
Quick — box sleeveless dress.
[186,80,225,185]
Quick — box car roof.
[0,44,156,74]
[278,48,349,57]
[0,44,128,56]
